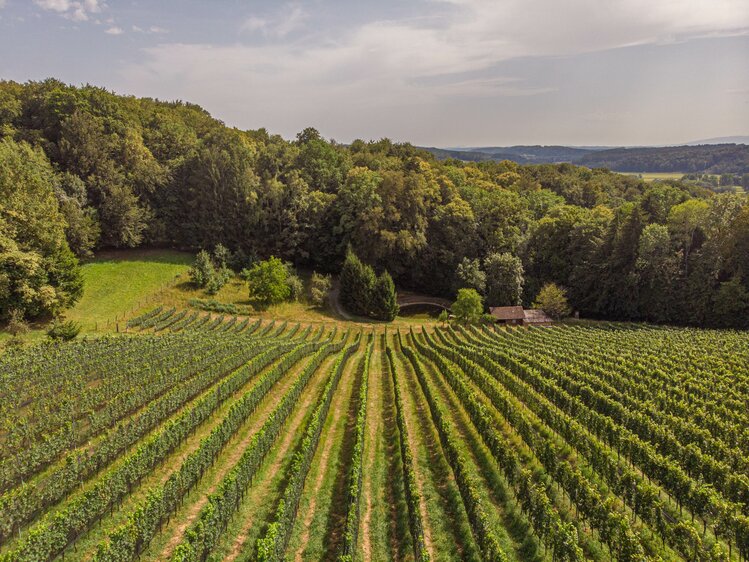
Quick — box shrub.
[47,320,82,341]
[438,309,449,325]
[190,247,233,294]
[533,283,571,320]
[309,272,332,307]
[452,288,483,324]
[213,243,231,269]
[6,309,29,337]
[189,250,215,288]
[339,248,398,321]
[243,256,291,307]
[286,273,304,302]
[206,266,231,295]
[188,298,251,315]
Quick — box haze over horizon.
[1,0,748,147]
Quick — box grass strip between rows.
[0,339,309,562]
[91,336,333,562]
[385,339,430,562]
[254,335,362,562]
[337,334,374,562]
[170,331,356,561]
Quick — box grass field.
[66,249,192,331]
[1,318,746,562]
[0,249,437,345]
[620,171,686,182]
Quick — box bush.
[6,309,29,337]
[309,272,332,307]
[188,298,251,315]
[533,283,571,320]
[47,320,81,341]
[243,256,291,307]
[286,273,304,302]
[452,288,483,324]
[438,309,449,325]
[213,243,231,269]
[190,247,233,294]
[206,266,231,295]
[189,250,215,287]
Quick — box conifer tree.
[371,271,399,321]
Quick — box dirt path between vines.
[292,347,363,561]
[222,353,340,562]
[154,353,316,560]
[360,344,384,560]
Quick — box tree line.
[1,79,747,328]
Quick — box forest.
[1,79,748,329]
[423,144,749,174]
[576,144,749,174]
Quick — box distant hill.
[422,143,749,173]
[577,144,749,174]
[448,145,603,163]
[684,136,749,146]
[419,147,522,162]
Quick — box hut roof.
[489,306,525,320]
[524,309,553,323]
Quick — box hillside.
[424,143,749,173]
[64,250,191,331]
[1,321,746,561]
[577,143,749,173]
[1,79,749,332]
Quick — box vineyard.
[0,314,747,562]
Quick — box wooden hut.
[489,305,525,325]
[523,308,553,326]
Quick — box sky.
[1,0,748,146]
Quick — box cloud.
[105,25,122,35]
[34,0,102,21]
[132,24,168,34]
[119,0,749,142]
[34,0,105,21]
[240,3,307,38]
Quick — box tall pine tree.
[371,271,399,321]
[339,247,375,316]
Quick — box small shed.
[524,309,553,326]
[490,305,525,325]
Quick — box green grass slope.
[65,249,191,332]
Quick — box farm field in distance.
[1,313,747,562]
[620,172,686,182]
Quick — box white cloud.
[34,0,102,21]
[132,24,168,34]
[240,3,307,38]
[241,16,267,33]
[119,0,749,142]
[105,25,122,35]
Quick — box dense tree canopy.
[0,138,82,320]
[1,79,747,328]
